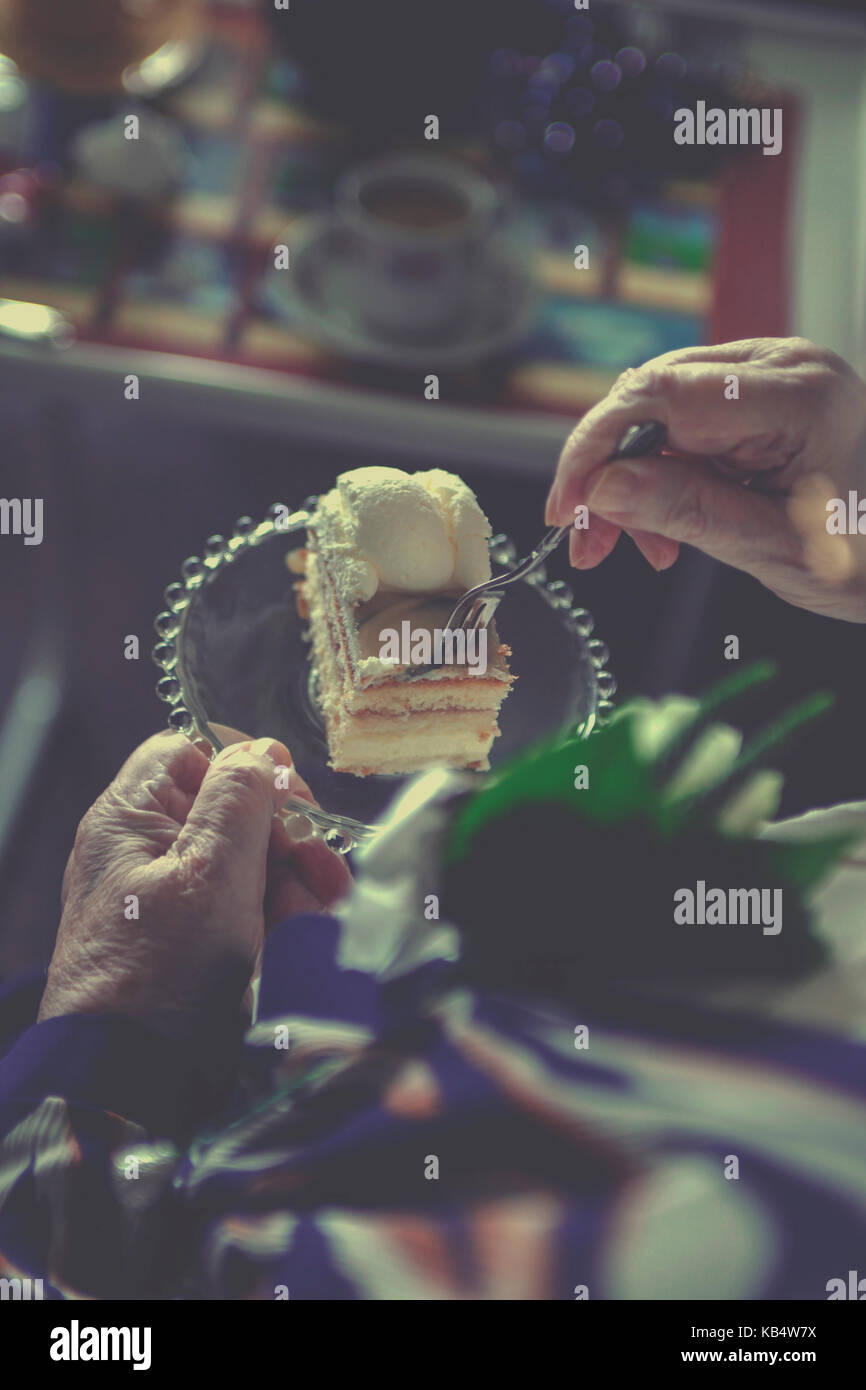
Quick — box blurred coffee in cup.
[335,156,499,341]
[359,180,469,231]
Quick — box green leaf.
[445,669,847,899]
[446,713,656,862]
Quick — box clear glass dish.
[152,503,616,849]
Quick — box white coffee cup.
[334,154,499,341]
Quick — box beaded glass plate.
[152,503,616,849]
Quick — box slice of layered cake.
[293,466,514,776]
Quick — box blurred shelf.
[0,337,579,472]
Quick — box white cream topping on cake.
[312,466,492,603]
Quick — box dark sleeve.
[0,971,244,1298]
[0,967,243,1138]
[0,916,347,1298]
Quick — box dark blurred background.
[1,0,865,977]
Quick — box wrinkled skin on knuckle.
[167,837,221,902]
[169,826,263,914]
[140,864,213,942]
[771,336,845,375]
[617,360,677,408]
[789,360,866,482]
[770,338,861,410]
[735,336,777,358]
[210,759,268,809]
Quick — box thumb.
[174,738,292,872]
[585,453,794,572]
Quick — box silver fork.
[402,419,667,677]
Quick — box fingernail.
[215,739,253,762]
[247,740,296,812]
[249,737,291,765]
[587,463,643,516]
[545,482,563,525]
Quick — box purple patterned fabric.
[0,912,865,1301]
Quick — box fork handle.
[505,525,571,583]
[447,419,667,631]
[611,419,667,460]
[513,421,666,577]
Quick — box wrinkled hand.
[545,338,866,621]
[39,732,351,1030]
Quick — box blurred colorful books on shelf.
[0,2,791,421]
